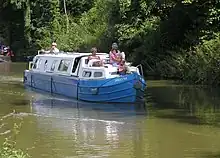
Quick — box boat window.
[50,60,58,71]
[33,58,42,69]
[94,72,103,77]
[58,59,71,72]
[32,58,39,69]
[44,60,48,70]
[110,72,118,75]
[72,57,80,73]
[85,59,89,64]
[82,71,91,77]
[38,59,42,69]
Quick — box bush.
[0,138,29,158]
[0,111,30,158]
[154,34,220,85]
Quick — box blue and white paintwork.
[23,51,146,103]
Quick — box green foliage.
[60,0,94,17]
[155,34,220,85]
[9,0,28,9]
[0,0,220,84]
[116,0,220,84]
[179,35,220,85]
[78,0,109,45]
[0,138,29,158]
[0,111,30,158]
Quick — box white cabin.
[29,52,140,79]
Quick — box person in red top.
[118,58,127,75]
[109,43,121,66]
[6,48,14,57]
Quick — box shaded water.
[0,63,220,158]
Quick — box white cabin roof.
[36,52,109,59]
[28,51,141,79]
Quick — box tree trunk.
[24,0,31,49]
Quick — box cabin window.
[72,57,80,73]
[58,59,71,72]
[94,72,103,77]
[33,58,42,69]
[37,59,42,69]
[50,60,58,71]
[32,58,38,69]
[44,60,48,70]
[85,59,89,64]
[110,72,118,75]
[82,71,91,77]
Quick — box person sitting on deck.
[6,47,14,59]
[117,54,131,75]
[109,42,125,67]
[88,47,103,67]
[88,47,100,60]
[49,42,59,53]
[118,58,127,75]
[3,47,8,56]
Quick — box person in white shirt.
[50,42,59,53]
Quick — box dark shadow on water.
[147,85,220,127]
[0,79,24,90]
[11,99,30,106]
[201,152,220,158]
[155,109,201,124]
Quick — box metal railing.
[136,64,144,77]
[28,61,33,70]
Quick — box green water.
[0,63,220,158]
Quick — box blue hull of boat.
[23,71,146,103]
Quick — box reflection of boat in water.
[27,90,147,151]
[0,55,11,62]
[0,62,11,72]
[28,89,147,119]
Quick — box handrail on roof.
[37,50,109,55]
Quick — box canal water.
[0,63,219,158]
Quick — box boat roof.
[36,51,109,58]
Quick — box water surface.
[0,63,219,158]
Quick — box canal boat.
[23,51,146,103]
